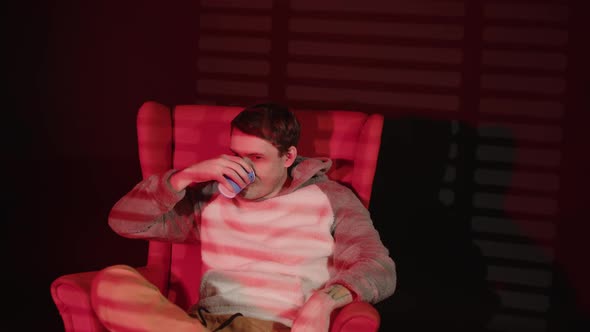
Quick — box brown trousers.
[196,310,290,332]
[90,264,290,332]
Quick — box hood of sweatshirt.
[281,156,332,195]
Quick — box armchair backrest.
[136,101,384,309]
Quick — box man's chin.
[238,189,254,200]
[239,189,268,201]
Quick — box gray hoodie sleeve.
[318,180,397,304]
[108,170,206,243]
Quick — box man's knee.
[99,264,138,276]
[91,265,140,309]
[93,264,139,287]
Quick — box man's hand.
[169,154,254,192]
[291,284,353,332]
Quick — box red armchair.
[51,101,384,332]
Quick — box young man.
[91,103,396,332]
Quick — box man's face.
[229,129,292,201]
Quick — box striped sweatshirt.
[108,156,396,327]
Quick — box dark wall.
[5,1,589,331]
[6,1,197,330]
[550,4,590,329]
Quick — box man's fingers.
[220,154,255,174]
[218,155,254,185]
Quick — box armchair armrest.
[51,265,167,332]
[51,270,105,332]
[330,301,380,332]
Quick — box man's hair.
[231,102,300,155]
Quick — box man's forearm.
[108,170,188,239]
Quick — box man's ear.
[284,146,297,167]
